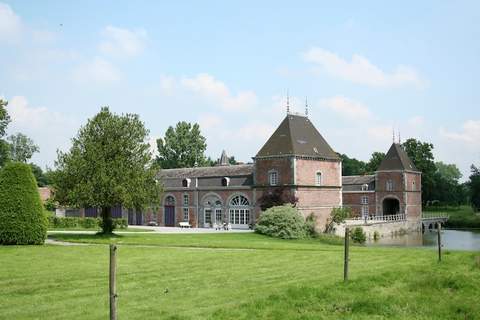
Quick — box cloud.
[72,57,122,85]
[0,2,22,42]
[303,47,426,88]
[5,96,79,167]
[99,26,147,57]
[319,96,372,120]
[181,73,257,112]
[367,125,393,142]
[198,114,223,130]
[440,120,480,146]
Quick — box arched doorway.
[202,194,222,228]
[228,195,251,229]
[164,195,176,227]
[383,198,400,216]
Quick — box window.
[165,195,175,206]
[183,194,189,206]
[361,196,369,205]
[269,170,278,186]
[205,209,212,224]
[386,180,394,191]
[182,178,191,188]
[412,181,416,191]
[221,177,230,187]
[229,195,250,225]
[361,206,369,217]
[315,172,322,186]
[183,208,189,221]
[361,184,369,191]
[215,208,222,223]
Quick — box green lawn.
[47,227,153,233]
[1,233,479,319]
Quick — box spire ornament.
[305,97,309,117]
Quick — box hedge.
[0,162,48,245]
[48,216,128,229]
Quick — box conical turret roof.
[377,143,418,171]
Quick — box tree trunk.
[101,206,114,234]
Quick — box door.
[128,209,135,225]
[135,209,143,225]
[165,206,175,227]
[204,209,212,227]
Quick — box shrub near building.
[0,162,47,245]
[255,205,309,239]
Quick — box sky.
[0,1,479,180]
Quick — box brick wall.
[296,159,341,186]
[342,192,376,217]
[255,157,293,185]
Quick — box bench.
[179,222,192,228]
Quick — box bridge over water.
[421,213,449,230]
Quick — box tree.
[0,162,47,244]
[29,163,50,187]
[0,99,11,167]
[402,139,437,205]
[470,165,480,212]
[257,187,298,211]
[156,122,208,169]
[365,152,385,173]
[339,153,366,176]
[436,162,462,182]
[53,107,161,234]
[8,133,39,163]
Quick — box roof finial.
[305,96,309,117]
[392,128,395,143]
[398,131,401,144]
[286,90,290,114]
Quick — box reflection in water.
[367,229,480,251]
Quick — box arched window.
[182,178,191,188]
[203,195,222,226]
[221,177,230,187]
[229,195,250,226]
[269,170,278,186]
[315,172,322,186]
[165,195,175,206]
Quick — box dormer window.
[315,172,322,186]
[361,184,369,191]
[221,177,230,187]
[182,178,191,188]
[269,170,278,186]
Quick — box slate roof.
[255,114,339,160]
[342,175,375,185]
[377,143,418,172]
[159,164,254,179]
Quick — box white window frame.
[361,184,369,191]
[183,207,189,221]
[361,205,369,217]
[269,170,278,186]
[215,208,222,223]
[315,171,322,186]
[386,180,394,191]
[183,194,189,206]
[361,196,369,205]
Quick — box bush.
[351,227,366,244]
[47,216,128,229]
[0,162,47,245]
[325,207,352,233]
[255,205,308,239]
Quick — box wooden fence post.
[110,244,118,320]
[344,227,350,282]
[437,222,442,263]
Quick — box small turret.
[217,150,230,166]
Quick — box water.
[367,229,480,251]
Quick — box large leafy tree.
[365,152,385,173]
[402,139,437,205]
[156,121,208,169]
[8,133,39,163]
[436,162,462,182]
[470,165,480,212]
[338,153,366,176]
[0,99,11,167]
[53,107,161,233]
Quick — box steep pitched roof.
[256,114,339,160]
[342,175,375,185]
[377,143,418,172]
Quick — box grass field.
[1,233,479,319]
[47,227,153,232]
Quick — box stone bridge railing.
[346,213,406,224]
